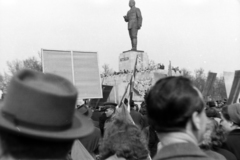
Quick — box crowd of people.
[101,63,182,78]
[101,65,182,78]
[0,69,239,160]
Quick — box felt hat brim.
[0,102,94,140]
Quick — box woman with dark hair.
[220,104,240,160]
[211,120,237,160]
[200,119,227,160]
[200,118,237,160]
[99,119,150,160]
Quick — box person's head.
[220,104,240,132]
[100,119,148,160]
[104,102,117,118]
[205,107,220,119]
[200,118,226,150]
[146,76,207,143]
[207,101,216,108]
[134,104,139,111]
[129,0,135,8]
[0,69,93,159]
[0,129,74,159]
[105,107,115,117]
[130,100,135,109]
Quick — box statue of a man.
[124,0,142,51]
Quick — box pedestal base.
[119,50,149,72]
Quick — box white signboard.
[42,49,102,99]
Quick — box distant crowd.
[0,69,239,160]
[101,63,182,78]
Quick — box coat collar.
[154,142,208,160]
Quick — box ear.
[191,111,201,130]
[230,121,235,127]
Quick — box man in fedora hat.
[0,69,94,160]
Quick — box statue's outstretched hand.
[124,16,128,22]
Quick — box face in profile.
[220,115,234,132]
[105,108,114,117]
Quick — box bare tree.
[6,59,23,75]
[23,57,42,72]
[0,74,4,90]
[181,68,193,80]
[1,56,43,92]
[0,72,11,92]
[102,64,113,76]
[211,76,227,100]
[192,68,206,92]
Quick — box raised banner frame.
[202,72,217,99]
[227,70,240,104]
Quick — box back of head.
[0,129,73,159]
[100,119,148,160]
[146,76,204,132]
[205,107,220,118]
[222,103,240,126]
[207,101,216,108]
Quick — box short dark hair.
[100,119,148,160]
[205,107,220,118]
[146,76,204,132]
[0,129,73,159]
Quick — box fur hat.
[0,69,93,140]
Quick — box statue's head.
[129,0,135,8]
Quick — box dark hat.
[103,102,117,111]
[0,69,94,140]
[103,102,117,107]
[228,103,240,125]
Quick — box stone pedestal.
[119,50,149,72]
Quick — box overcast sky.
[0,0,240,75]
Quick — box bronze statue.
[124,0,142,51]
